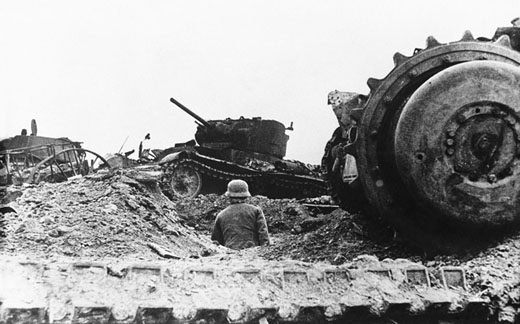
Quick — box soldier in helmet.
[211,179,270,250]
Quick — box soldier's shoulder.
[216,206,232,217]
[245,203,263,212]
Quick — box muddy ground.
[0,167,519,318]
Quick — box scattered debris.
[147,242,181,259]
[0,163,518,321]
[0,120,110,186]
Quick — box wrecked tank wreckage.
[0,120,110,253]
[1,24,520,324]
[322,24,520,252]
[0,120,110,186]
[158,98,328,199]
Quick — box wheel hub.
[169,163,203,198]
[394,60,520,226]
[447,102,519,182]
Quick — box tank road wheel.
[348,32,520,252]
[168,164,203,198]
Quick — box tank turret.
[170,97,289,160]
[160,98,327,199]
[195,118,288,160]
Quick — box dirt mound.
[173,194,422,264]
[1,168,219,261]
[173,194,312,234]
[1,167,519,320]
[165,184,520,320]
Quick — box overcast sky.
[2,1,519,164]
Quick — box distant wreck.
[158,98,328,199]
[0,119,109,186]
[105,98,329,200]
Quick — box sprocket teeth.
[426,36,442,48]
[494,34,512,48]
[349,108,364,124]
[393,52,409,67]
[460,30,475,42]
[367,78,383,91]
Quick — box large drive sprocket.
[350,30,520,252]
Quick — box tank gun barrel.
[170,97,212,128]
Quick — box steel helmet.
[225,179,251,198]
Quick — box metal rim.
[393,60,520,226]
[29,148,110,184]
[350,35,520,250]
[169,164,203,198]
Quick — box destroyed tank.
[1,25,520,324]
[0,120,110,186]
[0,120,110,242]
[323,24,520,252]
[159,98,328,199]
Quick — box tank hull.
[160,150,328,199]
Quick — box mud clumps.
[174,194,422,263]
[1,167,519,320]
[1,168,217,261]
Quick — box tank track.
[0,256,507,324]
[0,213,5,242]
[0,185,8,242]
[161,152,329,199]
[330,29,520,252]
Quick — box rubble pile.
[1,169,218,260]
[0,168,519,319]
[464,238,520,321]
[174,194,422,263]
[170,188,520,318]
[174,194,313,234]
[259,209,423,264]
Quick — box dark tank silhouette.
[159,98,328,199]
[322,24,520,252]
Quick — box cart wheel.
[169,164,202,198]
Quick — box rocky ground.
[0,166,519,321]
[174,193,423,263]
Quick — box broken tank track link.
[0,257,501,324]
[341,30,520,251]
[0,214,5,241]
[161,156,328,200]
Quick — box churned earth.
[0,166,519,321]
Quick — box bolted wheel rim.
[169,164,203,198]
[394,60,520,226]
[350,33,520,249]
